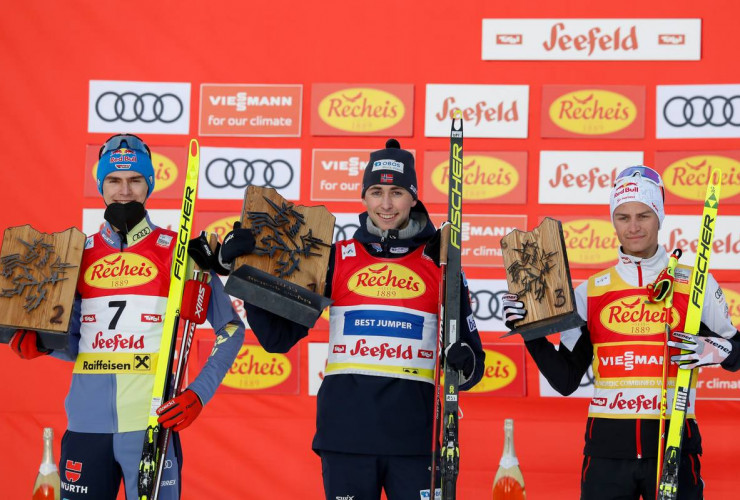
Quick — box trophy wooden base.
[225,264,333,328]
[501,310,585,341]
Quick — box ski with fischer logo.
[138,139,200,500]
[657,168,721,500]
[430,115,464,499]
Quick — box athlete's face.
[612,201,660,259]
[362,185,417,232]
[102,171,148,206]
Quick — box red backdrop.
[1,1,739,498]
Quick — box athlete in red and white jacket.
[504,166,740,500]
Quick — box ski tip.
[710,167,722,186]
[189,138,199,157]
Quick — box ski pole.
[652,248,681,498]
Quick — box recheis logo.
[468,349,518,393]
[662,155,740,201]
[83,253,158,289]
[348,263,426,299]
[548,89,638,135]
[316,86,408,134]
[430,155,519,200]
[223,345,292,390]
[562,219,619,266]
[598,295,680,335]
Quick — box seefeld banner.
[482,19,701,61]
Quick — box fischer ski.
[150,242,213,499]
[657,168,721,500]
[138,139,200,500]
[430,115,463,499]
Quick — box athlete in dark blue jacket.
[220,139,484,500]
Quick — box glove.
[219,221,256,268]
[502,293,527,330]
[423,227,443,267]
[188,232,230,275]
[156,389,203,432]
[188,232,215,269]
[444,342,475,380]
[9,330,51,359]
[668,331,733,369]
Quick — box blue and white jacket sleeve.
[187,272,245,405]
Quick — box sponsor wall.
[2,2,740,499]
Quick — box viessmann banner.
[482,19,701,60]
[198,84,302,137]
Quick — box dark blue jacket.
[244,203,484,455]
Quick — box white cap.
[610,173,665,228]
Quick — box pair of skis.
[657,168,722,500]
[430,116,464,499]
[138,140,210,500]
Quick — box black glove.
[219,221,256,266]
[444,341,475,380]
[188,232,215,269]
[502,293,526,330]
[423,227,443,267]
[188,232,230,276]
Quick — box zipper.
[635,418,642,459]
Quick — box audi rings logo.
[95,92,184,123]
[205,158,294,189]
[333,222,360,242]
[470,289,509,322]
[663,95,740,127]
[580,366,595,388]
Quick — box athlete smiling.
[219,138,485,500]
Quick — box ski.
[138,139,200,500]
[435,115,464,499]
[150,260,212,499]
[657,168,721,500]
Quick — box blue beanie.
[96,140,155,198]
[361,138,418,200]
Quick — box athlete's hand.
[156,389,203,432]
[188,232,215,269]
[668,332,733,369]
[423,226,444,267]
[444,342,475,381]
[502,293,526,330]
[218,221,256,271]
[188,232,229,275]
[9,330,51,360]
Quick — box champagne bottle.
[492,418,526,500]
[32,427,60,500]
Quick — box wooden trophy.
[225,186,335,328]
[500,217,585,340]
[0,225,85,349]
